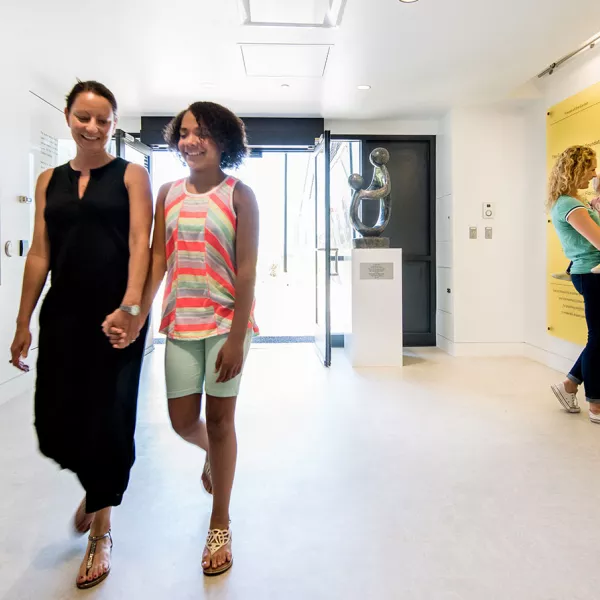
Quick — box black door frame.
[331,134,437,346]
[115,129,153,172]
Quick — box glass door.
[329,140,361,341]
[114,130,155,355]
[314,132,332,366]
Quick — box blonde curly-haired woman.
[548,145,600,422]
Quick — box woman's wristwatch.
[119,304,141,317]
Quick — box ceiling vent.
[238,0,347,28]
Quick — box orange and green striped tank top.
[159,176,258,340]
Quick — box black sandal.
[76,530,113,590]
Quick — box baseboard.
[451,342,526,357]
[436,335,455,355]
[437,338,526,357]
[429,335,576,373]
[523,343,576,375]
[440,340,576,372]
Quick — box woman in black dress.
[9,81,153,589]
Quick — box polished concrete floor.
[1,345,600,599]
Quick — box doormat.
[253,336,315,344]
[153,336,315,345]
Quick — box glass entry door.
[313,132,332,366]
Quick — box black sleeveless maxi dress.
[35,158,148,513]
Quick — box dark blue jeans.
[568,274,600,403]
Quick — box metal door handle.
[331,248,339,276]
[316,247,340,276]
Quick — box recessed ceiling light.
[357,85,371,90]
[399,0,419,3]
[281,84,291,89]
[200,82,216,89]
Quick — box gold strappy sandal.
[202,454,213,495]
[202,526,233,576]
[76,530,113,590]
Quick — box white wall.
[435,46,600,367]
[325,118,439,136]
[329,109,529,359]
[0,60,36,401]
[435,108,528,356]
[453,108,527,353]
[0,53,74,403]
[436,113,454,352]
[522,47,600,372]
[118,116,142,134]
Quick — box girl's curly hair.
[164,101,248,170]
[548,145,596,209]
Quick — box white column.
[345,248,403,367]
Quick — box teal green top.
[550,195,600,274]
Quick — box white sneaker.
[551,272,572,281]
[551,383,581,413]
[590,410,600,424]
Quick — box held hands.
[591,196,600,212]
[101,310,143,350]
[215,339,245,383]
[9,325,31,372]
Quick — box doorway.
[148,134,436,358]
[151,149,318,342]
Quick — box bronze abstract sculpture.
[348,147,392,249]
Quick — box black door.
[361,138,436,346]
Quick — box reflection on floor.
[1,345,600,599]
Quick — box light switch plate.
[483,202,494,219]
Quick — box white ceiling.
[5,0,600,120]
[240,44,332,77]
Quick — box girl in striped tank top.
[132,102,258,576]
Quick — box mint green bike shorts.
[165,332,253,399]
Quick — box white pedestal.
[345,248,403,367]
